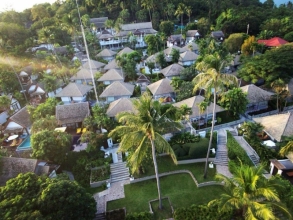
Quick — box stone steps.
[110,160,130,183]
[94,213,106,220]
[214,151,229,166]
[249,154,260,166]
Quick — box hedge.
[126,212,154,220]
[226,131,253,167]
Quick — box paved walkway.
[94,179,130,214]
[215,128,233,178]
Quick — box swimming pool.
[16,136,31,151]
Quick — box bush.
[174,147,187,157]
[169,132,199,145]
[126,212,154,220]
[226,131,253,167]
[173,204,232,220]
[188,143,208,159]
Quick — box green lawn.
[133,156,217,183]
[107,174,223,213]
[151,198,173,220]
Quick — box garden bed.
[90,165,110,187]
[149,197,173,220]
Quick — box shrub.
[169,132,199,145]
[106,209,126,220]
[174,147,187,157]
[188,143,208,158]
[126,212,153,220]
[226,131,253,167]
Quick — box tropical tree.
[109,93,182,209]
[175,3,186,34]
[271,78,288,112]
[193,52,238,178]
[31,130,72,163]
[280,141,293,158]
[0,95,11,112]
[209,163,291,220]
[241,121,264,140]
[218,88,248,116]
[170,48,180,63]
[186,6,192,23]
[30,115,58,134]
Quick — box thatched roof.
[115,22,157,37]
[145,52,159,63]
[55,83,93,97]
[160,64,184,77]
[98,33,114,40]
[182,42,199,51]
[211,31,224,39]
[82,59,105,69]
[147,78,174,96]
[186,30,200,37]
[70,68,96,80]
[56,102,90,125]
[240,84,274,103]
[103,59,120,70]
[97,69,124,82]
[136,74,150,84]
[173,95,225,118]
[163,46,187,55]
[96,49,117,57]
[90,17,108,29]
[100,81,135,97]
[253,112,293,142]
[168,34,184,42]
[106,98,135,117]
[0,157,38,186]
[179,51,198,62]
[10,106,31,128]
[117,47,134,56]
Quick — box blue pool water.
[16,136,31,151]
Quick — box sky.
[0,0,290,13]
[0,0,56,12]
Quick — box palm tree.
[186,6,192,23]
[193,52,238,178]
[271,78,288,112]
[175,3,186,34]
[209,163,291,219]
[280,141,293,158]
[109,93,182,209]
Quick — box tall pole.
[247,24,249,35]
[75,0,99,103]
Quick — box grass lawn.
[107,173,223,213]
[151,198,173,220]
[85,185,105,195]
[133,155,217,183]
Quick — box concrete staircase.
[110,153,130,183]
[214,130,229,166]
[214,151,229,166]
[249,154,260,166]
[94,213,106,220]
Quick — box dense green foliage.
[174,204,232,220]
[31,130,72,163]
[27,98,58,121]
[0,172,96,220]
[126,212,153,220]
[226,131,253,167]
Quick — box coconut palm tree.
[193,52,238,178]
[109,93,182,209]
[186,6,192,23]
[209,163,291,220]
[280,141,293,158]
[175,3,186,34]
[271,78,288,112]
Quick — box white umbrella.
[8,135,19,141]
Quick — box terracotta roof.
[10,106,32,128]
[106,98,135,117]
[173,95,224,118]
[183,42,199,51]
[56,102,90,125]
[82,59,105,69]
[117,47,134,56]
[103,59,120,70]
[96,49,117,57]
[147,78,174,96]
[253,112,293,142]
[257,37,288,47]
[97,69,124,82]
[160,63,184,77]
[163,46,187,54]
[70,68,97,80]
[99,81,135,97]
[55,83,93,97]
[240,84,274,103]
[136,74,150,84]
[179,51,198,62]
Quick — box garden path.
[215,128,233,178]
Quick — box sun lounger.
[82,128,87,134]
[16,138,23,146]
[76,128,82,134]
